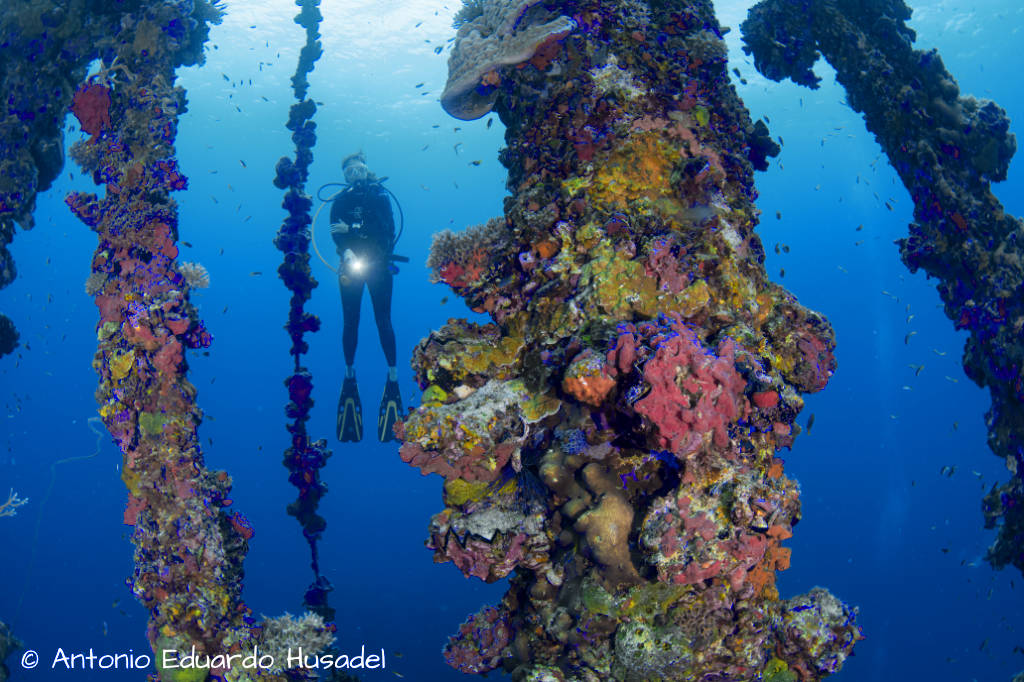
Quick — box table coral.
[442,0,577,120]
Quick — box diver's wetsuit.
[330,181,396,368]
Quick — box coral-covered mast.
[401,0,860,679]
[741,0,1024,576]
[66,2,298,676]
[271,0,335,621]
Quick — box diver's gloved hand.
[330,221,350,235]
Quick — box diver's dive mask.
[343,161,370,185]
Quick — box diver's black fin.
[337,377,363,442]
[377,378,403,443]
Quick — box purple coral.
[444,606,513,674]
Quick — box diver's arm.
[329,194,352,247]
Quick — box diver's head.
[342,151,374,185]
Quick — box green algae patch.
[98,321,120,340]
[139,411,174,438]
[763,658,798,682]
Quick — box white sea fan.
[84,272,106,296]
[178,261,210,289]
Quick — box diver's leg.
[337,275,364,441]
[339,273,363,371]
[367,268,396,369]
[367,268,401,441]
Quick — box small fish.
[470,160,482,166]
[885,201,893,211]
[222,73,230,81]
[953,421,959,430]
[778,136,784,146]
[940,465,956,477]
[219,248,225,255]
[775,211,781,220]
[837,265,848,273]
[854,240,863,246]
[454,127,461,132]
[432,124,440,128]
[806,413,815,433]
[453,142,463,154]
[415,21,422,27]
[250,271,262,276]
[906,314,915,323]
[940,548,950,554]
[440,297,448,305]
[856,224,864,231]
[183,241,193,248]
[261,95,269,101]
[434,45,443,54]
[487,118,493,128]
[240,159,247,168]
[909,364,924,376]
[781,244,790,253]
[415,82,424,88]
[421,144,429,151]
[944,375,958,383]
[779,268,785,278]
[774,244,780,255]
[932,348,947,356]
[222,306,228,314]
[244,216,252,222]
[904,331,917,344]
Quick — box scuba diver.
[329,152,405,443]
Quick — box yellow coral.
[444,478,491,507]
[110,349,135,380]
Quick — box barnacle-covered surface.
[741,0,1024,577]
[403,0,861,679]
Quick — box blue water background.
[2,0,1023,679]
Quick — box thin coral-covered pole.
[65,4,292,677]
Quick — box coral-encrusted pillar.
[741,0,1024,577]
[400,0,861,679]
[65,4,292,678]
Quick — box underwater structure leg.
[399,0,861,679]
[741,0,1024,576]
[65,3,325,678]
